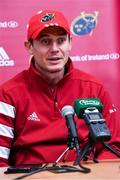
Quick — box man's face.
[27,26,72,73]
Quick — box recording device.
[61,105,80,151]
[74,98,111,142]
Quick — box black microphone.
[61,105,80,152]
[62,105,78,138]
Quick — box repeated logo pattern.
[71,11,99,36]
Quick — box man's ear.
[24,41,33,55]
[69,35,72,51]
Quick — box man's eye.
[58,37,66,44]
[40,39,51,45]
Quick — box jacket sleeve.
[0,88,15,167]
[94,85,120,159]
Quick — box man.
[0,9,120,167]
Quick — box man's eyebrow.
[38,34,50,39]
[38,33,67,39]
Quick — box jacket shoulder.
[73,68,102,85]
[0,70,28,92]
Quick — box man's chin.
[47,67,64,73]
[48,69,62,73]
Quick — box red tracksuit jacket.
[0,58,120,166]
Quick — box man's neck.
[34,62,65,88]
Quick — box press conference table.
[0,159,120,180]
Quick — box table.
[0,159,120,180]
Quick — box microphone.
[61,105,80,151]
[74,98,111,142]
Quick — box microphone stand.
[77,133,120,163]
[101,141,120,158]
[53,134,91,173]
[53,136,77,166]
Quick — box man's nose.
[50,42,59,52]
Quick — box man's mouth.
[47,57,63,65]
[47,57,62,61]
